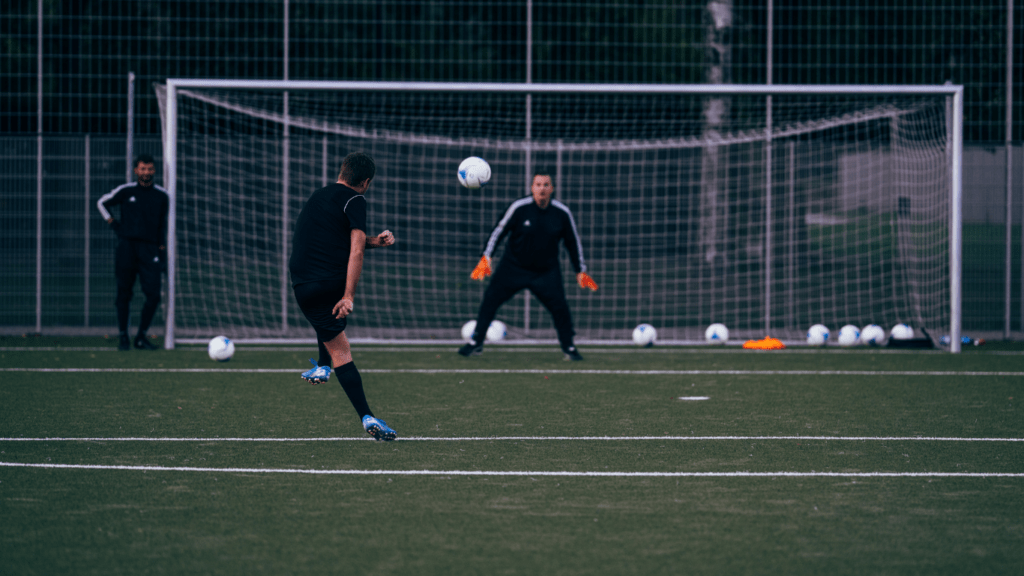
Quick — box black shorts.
[293,277,348,342]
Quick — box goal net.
[157,82,961,346]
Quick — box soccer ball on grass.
[461,320,507,343]
[860,324,886,346]
[632,323,657,347]
[486,320,507,342]
[890,323,914,340]
[457,156,491,189]
[704,323,729,345]
[806,324,830,346]
[837,324,860,346]
[207,335,235,362]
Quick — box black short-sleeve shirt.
[289,183,367,285]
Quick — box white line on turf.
[1,462,1021,477]
[678,396,710,400]
[3,367,1024,376]
[12,346,1015,355]
[2,436,1021,442]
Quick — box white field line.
[3,367,1024,376]
[2,436,1022,442]
[4,344,1019,354]
[1,461,1021,478]
[6,346,999,355]
[8,344,1024,354]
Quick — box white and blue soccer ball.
[890,323,914,340]
[704,323,729,345]
[457,156,491,189]
[485,320,507,342]
[837,324,861,346]
[461,319,508,343]
[632,323,657,347]
[860,324,886,346]
[461,320,478,343]
[807,324,830,346]
[207,335,235,362]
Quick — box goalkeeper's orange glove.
[577,271,598,291]
[470,256,492,281]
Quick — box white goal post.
[160,80,963,351]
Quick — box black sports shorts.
[293,277,348,342]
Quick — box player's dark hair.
[134,154,155,168]
[339,152,376,186]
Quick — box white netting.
[158,84,952,342]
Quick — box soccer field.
[1,338,1022,575]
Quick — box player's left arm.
[558,204,598,291]
[158,191,169,250]
[334,228,367,318]
[365,230,395,249]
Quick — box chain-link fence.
[1,1,1022,338]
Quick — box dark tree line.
[1,0,1020,140]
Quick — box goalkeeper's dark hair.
[339,152,376,186]
[532,168,554,179]
[133,154,155,168]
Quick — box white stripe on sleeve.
[483,197,534,258]
[551,200,586,273]
[96,183,134,222]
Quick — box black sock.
[316,339,331,367]
[335,362,373,419]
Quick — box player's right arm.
[471,198,528,280]
[365,230,395,249]
[334,228,367,318]
[96,184,131,226]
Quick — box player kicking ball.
[290,152,397,441]
[460,171,598,360]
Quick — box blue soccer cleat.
[300,358,332,385]
[362,415,397,441]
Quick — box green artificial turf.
[1,339,1022,575]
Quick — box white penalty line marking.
[0,462,1021,477]
[2,436,1022,442]
[3,367,1024,376]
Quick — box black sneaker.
[118,334,131,351]
[134,336,159,350]
[562,345,584,361]
[458,342,483,357]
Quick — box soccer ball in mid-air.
[837,324,860,346]
[207,335,235,362]
[890,323,914,340]
[461,320,507,343]
[807,324,830,346]
[704,323,729,345]
[632,323,657,347]
[860,324,886,346]
[457,156,491,189]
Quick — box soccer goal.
[158,81,963,351]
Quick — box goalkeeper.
[459,171,597,361]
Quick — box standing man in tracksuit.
[97,155,169,351]
[459,171,598,360]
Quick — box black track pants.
[472,261,575,348]
[114,239,162,334]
